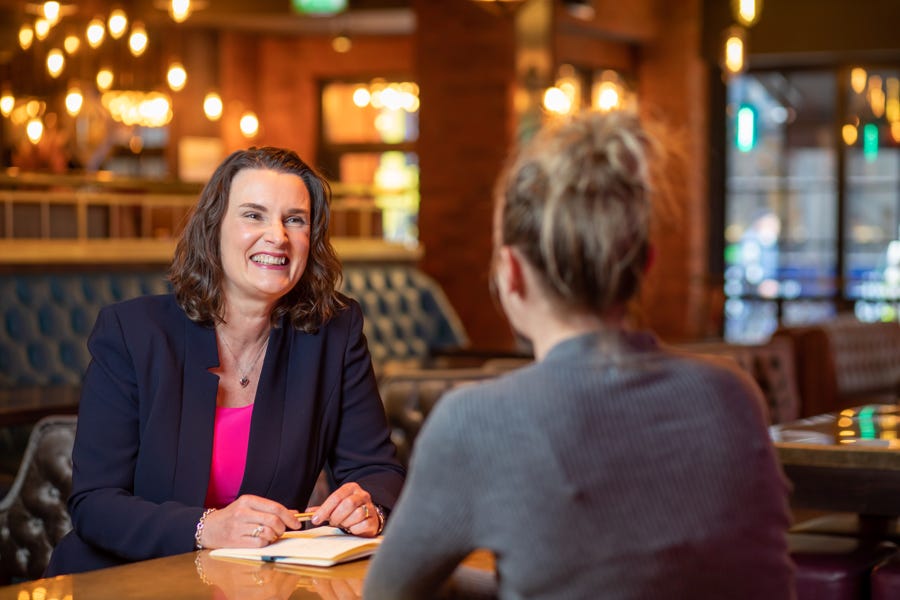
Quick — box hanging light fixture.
[731,0,763,27]
[240,111,259,137]
[64,34,80,54]
[203,92,223,121]
[722,26,746,77]
[0,89,14,118]
[108,8,128,40]
[46,48,65,78]
[18,24,34,50]
[26,117,45,144]
[167,62,187,91]
[65,85,84,116]
[34,18,51,41]
[86,18,105,48]
[43,1,61,25]
[170,0,192,22]
[129,21,149,56]
[96,67,114,91]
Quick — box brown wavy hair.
[494,110,659,316]
[168,146,343,331]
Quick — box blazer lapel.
[240,323,288,496]
[171,322,219,505]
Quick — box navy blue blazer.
[47,293,404,575]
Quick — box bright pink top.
[204,404,253,509]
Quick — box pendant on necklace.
[239,376,250,388]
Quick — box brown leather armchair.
[0,415,76,584]
[379,368,499,468]
[775,316,900,417]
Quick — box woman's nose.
[265,221,288,244]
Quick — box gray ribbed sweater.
[364,331,795,599]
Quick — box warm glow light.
[170,0,192,23]
[732,0,762,27]
[43,1,61,25]
[842,123,858,146]
[892,121,900,143]
[240,111,259,137]
[34,18,51,41]
[203,92,222,120]
[96,68,114,91]
[65,87,83,116]
[18,24,34,50]
[46,49,65,78]
[542,87,571,115]
[64,34,80,54]
[86,19,105,48]
[868,75,886,119]
[102,91,173,127]
[851,67,867,95]
[887,78,900,123]
[595,81,620,111]
[167,62,187,91]
[0,91,14,117]
[26,117,44,144]
[108,9,128,40]
[352,87,370,107]
[128,22,148,56]
[332,34,351,53]
[25,100,42,118]
[724,31,745,74]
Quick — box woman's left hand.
[308,482,380,537]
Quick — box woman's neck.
[526,303,625,361]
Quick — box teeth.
[251,254,286,265]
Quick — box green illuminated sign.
[291,0,347,15]
[863,123,879,162]
[736,104,756,153]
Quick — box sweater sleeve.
[364,392,477,599]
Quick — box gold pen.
[293,511,316,522]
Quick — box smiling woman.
[45,146,405,577]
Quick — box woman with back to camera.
[364,110,794,599]
[47,147,404,575]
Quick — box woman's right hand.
[198,495,303,548]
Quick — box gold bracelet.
[195,508,216,550]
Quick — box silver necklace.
[218,331,269,388]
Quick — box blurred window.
[320,80,419,244]
[723,67,900,342]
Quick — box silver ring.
[251,525,264,538]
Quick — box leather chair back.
[0,415,76,584]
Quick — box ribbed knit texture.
[365,330,795,599]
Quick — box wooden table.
[771,403,900,518]
[0,385,80,426]
[0,549,496,600]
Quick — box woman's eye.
[242,211,261,220]
[285,216,307,226]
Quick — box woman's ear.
[498,246,527,299]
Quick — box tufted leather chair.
[0,265,469,387]
[379,368,500,468]
[673,336,801,424]
[775,316,900,417]
[341,265,469,369]
[0,415,76,584]
[0,272,172,387]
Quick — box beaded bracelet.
[194,508,216,550]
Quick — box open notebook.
[210,526,382,567]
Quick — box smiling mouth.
[251,254,287,266]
